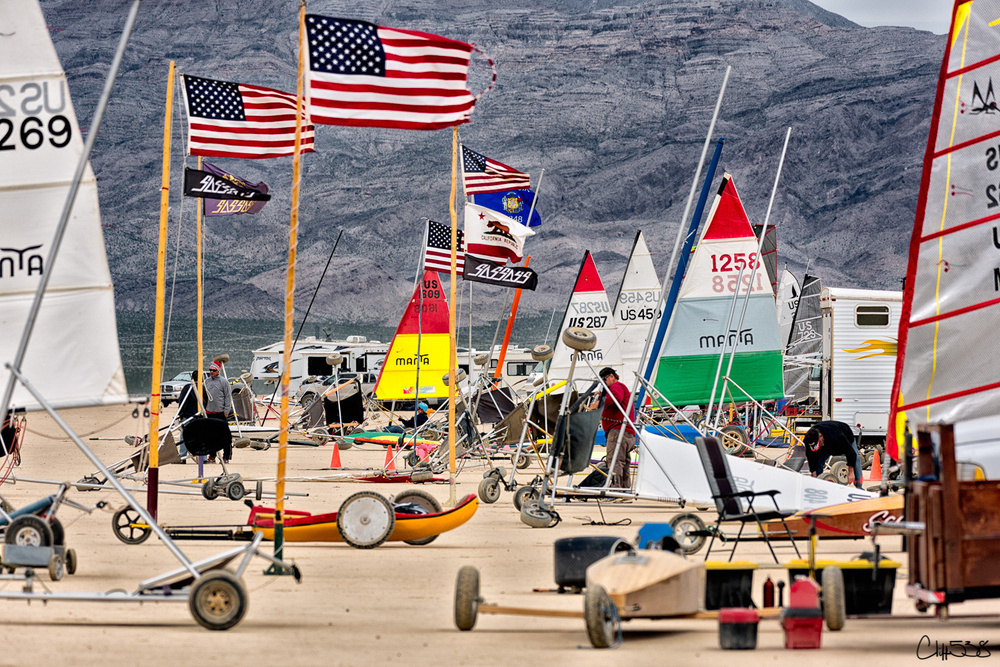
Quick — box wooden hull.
[759,495,904,538]
[250,493,478,543]
[587,549,705,619]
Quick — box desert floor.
[0,403,995,666]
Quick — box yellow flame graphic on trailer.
[843,339,898,360]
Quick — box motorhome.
[250,336,389,395]
[819,287,903,444]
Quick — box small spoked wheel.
[454,565,480,631]
[188,570,249,631]
[394,490,443,546]
[669,513,707,554]
[520,501,557,528]
[336,491,395,549]
[584,584,621,649]
[5,515,53,547]
[202,480,218,501]
[830,461,850,486]
[111,507,152,545]
[478,477,501,504]
[822,565,846,631]
[512,485,539,511]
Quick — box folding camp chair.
[694,436,801,563]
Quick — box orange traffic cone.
[329,440,342,469]
[868,450,882,482]
[384,444,396,471]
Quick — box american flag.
[461,146,531,195]
[424,220,464,274]
[182,75,315,159]
[305,15,477,130]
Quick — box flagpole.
[412,223,428,448]
[269,0,306,572]
[196,155,205,463]
[524,168,544,227]
[493,256,530,379]
[447,127,459,507]
[145,60,175,520]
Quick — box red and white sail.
[548,252,623,383]
[889,0,1000,459]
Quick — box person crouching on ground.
[802,420,864,490]
[386,402,429,433]
[599,367,636,490]
[204,360,234,462]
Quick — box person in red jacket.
[599,367,636,489]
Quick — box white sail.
[775,268,800,349]
[613,231,662,382]
[549,251,623,383]
[0,0,127,410]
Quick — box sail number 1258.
[709,253,759,272]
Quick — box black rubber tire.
[65,548,77,575]
[822,565,846,631]
[720,425,749,455]
[454,565,480,631]
[5,514,53,547]
[478,477,501,504]
[584,584,619,649]
[226,482,246,502]
[49,517,65,546]
[562,327,597,352]
[669,513,707,554]
[513,452,531,470]
[395,489,443,546]
[512,485,539,512]
[112,506,152,545]
[188,570,249,631]
[554,536,629,590]
[405,450,419,468]
[336,491,395,549]
[336,437,354,451]
[299,392,317,409]
[202,480,218,501]
[255,480,264,501]
[520,501,555,528]
[818,472,837,483]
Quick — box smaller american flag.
[424,220,464,274]
[461,146,531,195]
[182,75,314,159]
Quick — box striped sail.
[889,0,1000,458]
[373,271,451,400]
[0,0,127,410]
[548,252,623,383]
[653,174,784,405]
[612,231,662,382]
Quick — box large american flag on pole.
[182,75,315,159]
[461,146,531,195]
[305,15,477,130]
[424,220,464,274]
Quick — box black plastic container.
[718,608,759,650]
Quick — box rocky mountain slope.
[41,0,943,324]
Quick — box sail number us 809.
[0,82,73,152]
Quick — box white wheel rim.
[342,497,392,544]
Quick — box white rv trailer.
[820,287,902,443]
[250,336,389,395]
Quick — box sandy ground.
[0,403,996,667]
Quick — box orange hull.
[760,495,904,538]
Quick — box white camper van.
[820,287,902,443]
[250,336,389,395]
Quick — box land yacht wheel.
[454,565,480,631]
[822,565,846,631]
[189,570,248,631]
[5,515,52,547]
[111,507,152,545]
[562,327,596,352]
[394,489,442,546]
[669,513,707,554]
[336,491,395,549]
[584,584,620,649]
[478,477,501,504]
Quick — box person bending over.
[803,420,864,490]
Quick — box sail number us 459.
[0,82,73,151]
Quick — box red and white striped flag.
[461,145,531,195]
[305,15,477,130]
[182,75,314,159]
[424,220,464,274]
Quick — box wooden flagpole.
[270,0,306,570]
[447,126,459,507]
[145,61,175,520]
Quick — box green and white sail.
[0,0,127,409]
[613,231,661,382]
[653,174,784,405]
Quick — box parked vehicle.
[160,371,193,407]
[295,372,378,407]
[251,336,388,396]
